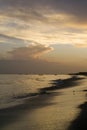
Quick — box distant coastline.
[70,72,87,76]
[0,72,87,75]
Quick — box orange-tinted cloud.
[7,44,53,60]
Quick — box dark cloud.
[0,0,47,23]
[0,59,80,74]
[51,0,87,22]
[0,0,87,23]
[0,0,87,21]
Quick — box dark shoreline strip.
[12,75,84,100]
[68,101,87,130]
[39,75,84,93]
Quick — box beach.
[0,74,87,130]
[1,1,87,130]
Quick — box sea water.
[0,74,70,109]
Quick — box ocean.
[0,74,70,109]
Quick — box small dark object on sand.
[39,90,48,95]
[73,90,75,95]
[83,89,87,92]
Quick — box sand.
[0,75,87,130]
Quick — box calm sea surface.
[0,74,70,109]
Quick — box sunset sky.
[0,0,87,74]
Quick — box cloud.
[1,0,87,73]
[0,34,25,42]
[0,33,31,49]
[0,0,87,26]
[7,43,53,60]
[0,0,87,23]
[0,0,87,49]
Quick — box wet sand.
[68,101,87,130]
[0,75,87,130]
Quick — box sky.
[0,0,87,74]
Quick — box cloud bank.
[8,44,53,60]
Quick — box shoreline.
[0,74,86,130]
